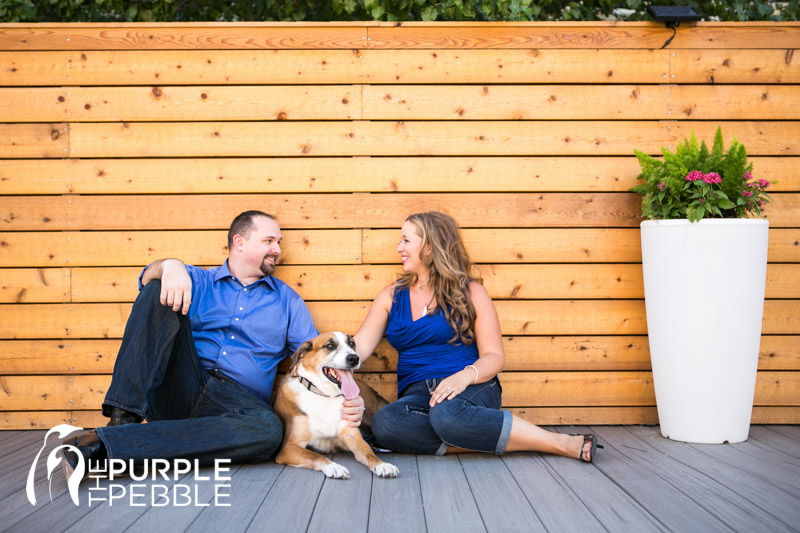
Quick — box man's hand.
[159,259,193,315]
[341,395,365,428]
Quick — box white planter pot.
[640,219,769,444]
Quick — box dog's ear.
[290,340,313,375]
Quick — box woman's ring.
[446,387,453,392]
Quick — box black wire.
[660,23,678,49]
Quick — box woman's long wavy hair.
[396,212,483,345]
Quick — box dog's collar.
[296,376,342,398]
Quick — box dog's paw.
[322,462,351,479]
[372,462,399,478]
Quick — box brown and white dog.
[274,332,399,479]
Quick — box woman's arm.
[353,284,394,362]
[429,282,505,405]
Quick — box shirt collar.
[214,260,277,291]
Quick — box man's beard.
[260,254,279,276]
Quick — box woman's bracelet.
[465,364,479,384]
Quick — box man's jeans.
[96,281,282,465]
[371,377,513,455]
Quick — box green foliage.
[1,0,798,22]
[631,127,773,222]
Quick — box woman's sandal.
[570,434,604,463]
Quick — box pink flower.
[758,179,770,189]
[757,199,765,206]
[657,181,666,191]
[742,190,753,198]
[743,171,753,182]
[702,172,722,184]
[685,170,703,181]
[698,198,706,204]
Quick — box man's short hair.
[228,211,275,249]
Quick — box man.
[62,210,364,475]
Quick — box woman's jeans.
[371,377,513,455]
[95,280,283,465]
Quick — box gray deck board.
[749,426,800,459]
[244,458,326,532]
[417,454,485,533]
[459,453,545,532]
[367,454,426,533]
[501,453,607,533]
[593,425,783,532]
[2,426,799,533]
[188,462,283,533]
[628,425,800,531]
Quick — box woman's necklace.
[419,284,435,316]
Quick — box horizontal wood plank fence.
[0,22,798,429]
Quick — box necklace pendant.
[422,304,428,316]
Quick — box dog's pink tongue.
[336,369,360,400]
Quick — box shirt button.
[235,318,239,321]
[239,307,243,310]
[222,351,227,355]
[244,288,248,292]
[231,335,235,339]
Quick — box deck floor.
[1,425,799,532]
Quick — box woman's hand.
[341,395,366,427]
[429,370,474,407]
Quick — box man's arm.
[141,259,193,315]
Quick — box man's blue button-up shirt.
[139,261,318,402]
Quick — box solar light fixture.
[647,6,702,48]
[647,6,703,26]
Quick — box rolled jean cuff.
[434,442,449,456]
[494,410,513,455]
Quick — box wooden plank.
[2,155,796,196]
[0,86,360,122]
[416,455,485,533]
[512,407,658,426]
[67,264,650,302]
[627,425,800,527]
[459,454,546,531]
[0,49,668,86]
[666,85,800,120]
[306,454,373,533]
[0,193,644,230]
[246,463,325,532]
[0,268,70,303]
[185,463,281,533]
[538,435,666,531]
[501,454,606,532]
[368,227,800,264]
[0,123,68,158]
[364,84,670,120]
[1,407,797,430]
[3,335,798,375]
[367,25,800,49]
[0,156,644,194]
[68,121,800,158]
[60,263,800,302]
[2,300,798,340]
[2,228,799,268]
[365,84,800,120]
[673,49,800,84]
[0,299,649,339]
[0,230,362,267]
[589,426,786,532]
[0,410,104,430]
[367,454,426,533]
[0,26,368,50]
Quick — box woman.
[353,211,601,461]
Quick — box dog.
[274,332,399,479]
